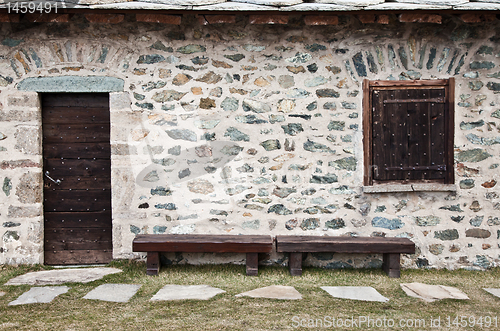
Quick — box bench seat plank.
[276,236,415,278]
[133,234,273,276]
[276,236,415,254]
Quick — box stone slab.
[395,0,468,5]
[150,285,225,301]
[313,0,384,6]
[0,291,5,297]
[5,268,122,286]
[193,1,277,10]
[236,285,302,300]
[8,286,69,306]
[400,283,469,303]
[280,3,356,10]
[83,284,141,302]
[365,2,451,9]
[321,286,389,302]
[453,2,500,9]
[137,0,225,5]
[90,2,190,9]
[233,0,302,6]
[483,288,500,298]
[17,76,124,93]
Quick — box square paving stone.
[83,284,142,303]
[5,268,122,286]
[8,286,69,306]
[400,283,469,302]
[321,286,389,302]
[483,288,500,298]
[236,285,302,300]
[150,285,225,301]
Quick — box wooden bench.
[276,236,415,278]
[132,234,273,276]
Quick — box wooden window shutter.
[364,79,454,186]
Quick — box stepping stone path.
[150,285,225,301]
[83,284,142,303]
[8,286,69,306]
[321,286,389,302]
[483,288,500,298]
[236,285,302,300]
[4,268,122,285]
[400,283,469,302]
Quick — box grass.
[1,261,500,330]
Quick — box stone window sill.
[363,183,456,193]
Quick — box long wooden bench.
[276,236,415,278]
[132,234,273,276]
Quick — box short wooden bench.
[276,236,415,278]
[132,234,273,276]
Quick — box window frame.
[362,78,455,187]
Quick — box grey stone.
[236,115,267,124]
[321,286,389,302]
[460,120,484,130]
[2,222,20,228]
[328,121,345,131]
[221,145,243,156]
[470,61,495,70]
[224,54,245,62]
[151,187,172,196]
[304,140,335,153]
[286,88,310,99]
[137,54,165,64]
[224,127,250,142]
[268,204,293,215]
[281,123,303,136]
[3,177,12,196]
[325,218,346,229]
[187,179,214,194]
[7,206,41,218]
[177,45,206,54]
[3,231,19,242]
[329,157,356,171]
[434,229,459,241]
[242,219,260,229]
[166,129,197,142]
[153,226,167,234]
[460,179,475,189]
[260,139,281,151]
[487,82,500,92]
[300,218,319,230]
[439,204,463,212]
[429,244,444,255]
[9,286,69,306]
[372,217,404,230]
[279,75,295,88]
[310,174,338,184]
[469,81,484,91]
[352,52,367,77]
[236,286,302,300]
[151,285,225,301]
[18,76,124,92]
[83,284,141,303]
[273,187,297,198]
[470,216,484,227]
[225,185,250,196]
[286,52,312,64]
[414,216,440,226]
[304,76,328,87]
[2,38,23,47]
[153,90,187,102]
[316,89,340,98]
[243,99,271,113]
[221,97,239,111]
[455,149,491,162]
[5,268,122,285]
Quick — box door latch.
[44,171,61,185]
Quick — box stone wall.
[1,14,500,270]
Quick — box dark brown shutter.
[371,88,446,182]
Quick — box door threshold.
[52,264,109,268]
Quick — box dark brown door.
[42,93,112,265]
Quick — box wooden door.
[42,93,112,265]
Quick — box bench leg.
[146,252,160,276]
[289,252,303,276]
[383,253,401,278]
[246,253,258,276]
